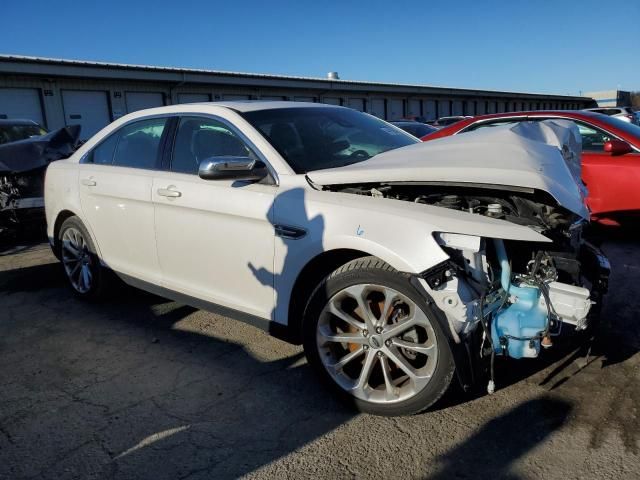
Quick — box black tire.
[302,256,456,416]
[58,216,107,300]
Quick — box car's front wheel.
[303,256,455,416]
[58,216,106,300]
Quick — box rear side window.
[171,116,254,174]
[112,118,167,169]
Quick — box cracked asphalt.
[1,231,639,480]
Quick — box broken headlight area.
[424,232,609,366]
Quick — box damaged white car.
[45,102,609,416]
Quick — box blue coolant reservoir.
[491,239,547,359]
[491,285,546,358]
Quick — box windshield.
[241,107,418,173]
[0,124,47,145]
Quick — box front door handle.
[157,186,182,198]
[81,178,96,187]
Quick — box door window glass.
[88,133,119,165]
[575,122,613,152]
[112,117,167,169]
[172,116,254,174]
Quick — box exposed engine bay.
[328,180,610,391]
[0,126,80,235]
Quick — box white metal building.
[0,55,595,140]
[584,90,632,108]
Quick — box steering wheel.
[349,149,370,160]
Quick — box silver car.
[583,106,639,125]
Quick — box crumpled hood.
[307,120,588,219]
[0,125,81,173]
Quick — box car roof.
[390,120,423,125]
[462,110,605,122]
[191,100,339,113]
[0,118,40,126]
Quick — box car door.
[78,116,169,282]
[152,115,276,321]
[574,121,640,219]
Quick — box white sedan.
[45,102,609,416]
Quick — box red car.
[422,111,640,225]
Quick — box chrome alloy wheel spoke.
[61,227,92,293]
[318,283,439,404]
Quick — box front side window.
[89,134,119,165]
[575,122,613,152]
[171,116,255,174]
[112,117,167,169]
[242,107,417,173]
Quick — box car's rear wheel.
[59,217,106,300]
[303,256,455,416]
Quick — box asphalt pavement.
[0,231,639,479]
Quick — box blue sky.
[1,0,638,95]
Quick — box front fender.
[271,186,549,325]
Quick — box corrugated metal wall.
[0,73,591,135]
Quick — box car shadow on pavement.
[427,396,573,479]
[0,258,354,480]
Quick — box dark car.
[0,122,80,237]
[390,120,438,138]
[0,119,47,145]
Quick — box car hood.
[0,125,81,173]
[307,120,588,219]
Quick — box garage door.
[223,94,251,100]
[388,99,403,120]
[177,93,211,104]
[0,88,44,125]
[348,98,365,112]
[62,90,111,140]
[322,97,341,106]
[126,92,164,113]
[294,96,315,103]
[261,95,286,101]
[452,101,463,116]
[407,99,421,118]
[369,99,385,119]
[438,100,450,117]
[424,100,437,120]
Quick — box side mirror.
[604,139,633,156]
[198,156,267,181]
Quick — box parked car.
[45,102,608,416]
[0,124,80,236]
[423,110,640,225]
[583,107,639,125]
[0,119,47,145]
[433,115,472,127]
[390,120,438,138]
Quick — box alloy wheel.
[316,283,439,404]
[61,227,93,294]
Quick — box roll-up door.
[0,88,44,125]
[62,90,111,140]
[126,92,165,113]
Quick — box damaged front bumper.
[410,236,610,391]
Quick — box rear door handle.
[81,178,96,187]
[157,186,182,198]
